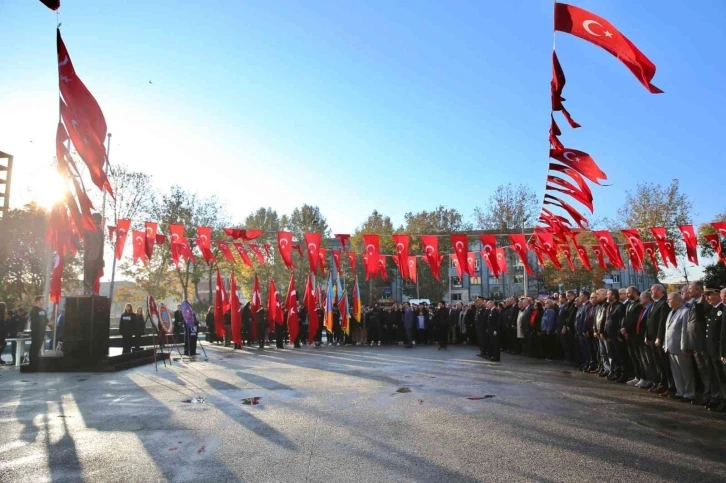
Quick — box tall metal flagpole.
[101,133,118,304]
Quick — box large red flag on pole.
[285,273,299,345]
[214,269,226,338]
[230,274,242,346]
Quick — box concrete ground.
[1,344,725,483]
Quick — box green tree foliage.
[703,262,726,289]
[697,211,726,258]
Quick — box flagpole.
[102,133,119,304]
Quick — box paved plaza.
[1,344,725,482]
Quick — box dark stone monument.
[83,213,105,295]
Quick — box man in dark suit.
[622,286,642,385]
[646,284,676,395]
[705,289,725,411]
[488,301,502,362]
[603,289,625,381]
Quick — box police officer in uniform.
[488,301,502,362]
[29,296,50,366]
[705,289,726,411]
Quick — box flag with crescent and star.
[231,274,243,345]
[591,245,607,270]
[144,222,158,259]
[407,256,417,284]
[573,242,592,271]
[113,219,131,260]
[304,232,322,274]
[132,230,147,265]
[450,254,463,279]
[305,273,319,344]
[643,242,660,270]
[214,269,226,338]
[285,272,300,344]
[392,234,410,280]
[450,234,472,277]
[334,234,350,252]
[678,225,699,265]
[420,235,441,281]
[625,244,644,272]
[509,234,534,276]
[277,231,295,268]
[593,230,625,269]
[554,3,662,93]
[362,234,380,280]
[479,235,500,279]
[621,229,645,264]
[347,252,357,272]
[249,243,266,265]
[549,148,607,185]
[705,235,726,264]
[196,226,215,265]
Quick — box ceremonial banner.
[277,231,294,268]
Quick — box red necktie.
[636,307,646,334]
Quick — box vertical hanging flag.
[450,234,472,276]
[216,240,235,262]
[593,230,625,269]
[712,222,726,238]
[621,229,645,264]
[591,245,607,270]
[377,256,388,281]
[352,276,362,323]
[114,219,131,260]
[230,274,242,346]
[450,254,463,279]
[392,234,410,280]
[332,250,342,276]
[573,243,592,271]
[509,234,534,276]
[132,230,147,265]
[643,242,659,270]
[678,225,699,265]
[479,235,500,278]
[145,222,158,259]
[420,235,441,281]
[347,252,357,272]
[325,274,334,331]
[495,248,509,274]
[266,278,279,331]
[304,233,321,274]
[305,274,319,344]
[251,273,261,341]
[625,244,643,272]
[318,247,327,275]
[285,272,299,345]
[705,235,726,264]
[232,242,253,268]
[362,234,380,280]
[197,226,215,265]
[249,243,266,265]
[407,256,418,284]
[649,227,676,268]
[215,269,226,338]
[49,254,64,304]
[277,231,294,268]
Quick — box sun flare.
[33,170,68,211]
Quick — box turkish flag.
[528,241,546,268]
[304,233,322,274]
[232,242,253,268]
[55,122,81,179]
[363,234,380,280]
[59,99,112,196]
[196,226,212,250]
[392,234,410,280]
[132,230,147,265]
[318,247,327,275]
[451,234,471,276]
[168,224,186,247]
[535,231,562,270]
[554,3,662,94]
[57,30,107,145]
[251,273,261,341]
[145,222,158,259]
[378,256,388,280]
[712,222,726,238]
[224,228,264,241]
[49,254,64,304]
[305,274,319,344]
[466,252,477,277]
[479,235,500,278]
[407,256,417,283]
[285,273,300,344]
[335,234,351,252]
[560,244,575,272]
[277,231,294,268]
[450,254,463,278]
[705,235,726,264]
[591,245,607,269]
[549,163,594,203]
[420,235,441,281]
[347,252,357,272]
[230,274,242,345]
[573,243,592,271]
[266,279,279,331]
[495,248,508,274]
[113,219,130,260]
[509,234,534,276]
[544,194,590,230]
[40,1,61,10]
[678,225,699,265]
[546,175,593,212]
[593,230,625,269]
[156,233,166,245]
[391,253,402,272]
[550,148,607,185]
[650,227,677,268]
[551,51,581,128]
[216,240,235,262]
[249,243,266,265]
[621,229,645,264]
[332,250,342,276]
[643,242,660,269]
[337,292,349,333]
[214,269,226,338]
[625,244,644,272]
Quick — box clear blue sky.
[1,0,724,236]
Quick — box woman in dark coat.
[205,306,216,343]
[119,304,135,354]
[133,306,146,351]
[435,301,449,350]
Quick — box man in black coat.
[645,284,675,395]
[488,301,502,362]
[684,281,711,405]
[474,297,489,358]
[435,301,449,350]
[705,289,725,411]
[621,286,642,384]
[603,289,625,381]
[29,296,50,366]
[560,291,578,365]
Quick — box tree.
[0,203,82,308]
[103,164,156,302]
[703,262,726,289]
[474,183,539,231]
[616,179,695,280]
